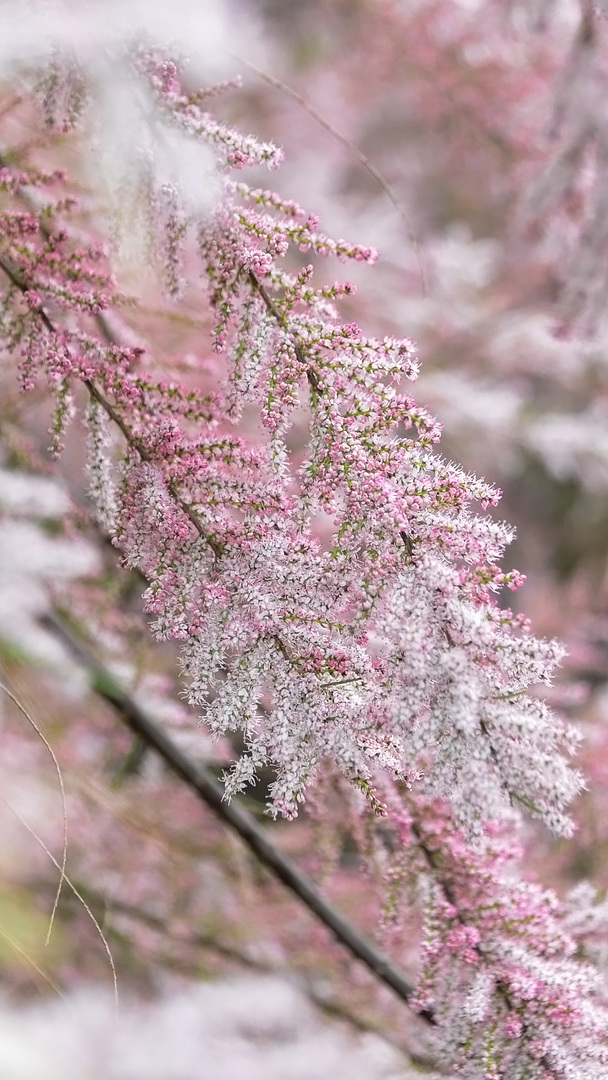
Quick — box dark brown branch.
[41,610,434,1024]
[40,879,439,1069]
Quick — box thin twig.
[234,55,428,295]
[0,254,222,559]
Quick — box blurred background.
[0,1,607,1075]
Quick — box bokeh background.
[1,2,607,1075]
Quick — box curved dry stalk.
[0,679,67,947]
